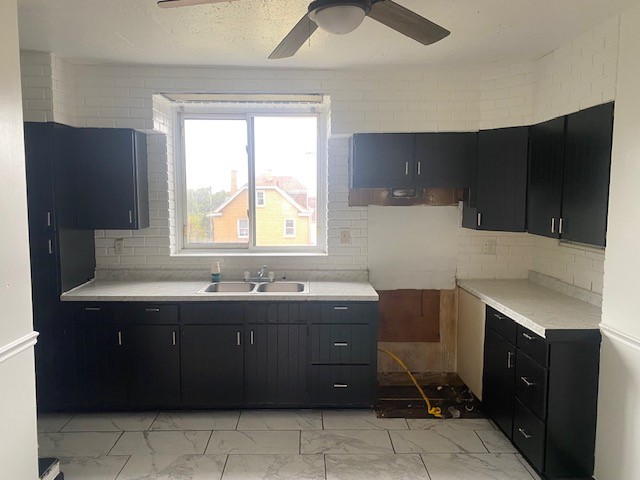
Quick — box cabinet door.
[351,133,415,188]
[469,127,528,231]
[562,102,613,247]
[77,305,127,409]
[24,123,55,234]
[528,117,565,238]
[76,128,149,230]
[483,329,516,437]
[414,133,476,187]
[245,324,308,405]
[181,324,244,407]
[127,324,180,407]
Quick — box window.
[237,218,249,239]
[284,219,296,238]
[179,109,324,252]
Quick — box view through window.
[183,115,319,249]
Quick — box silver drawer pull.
[237,331,241,346]
[507,351,514,369]
[551,217,555,233]
[334,306,348,311]
[47,211,52,227]
[334,342,349,347]
[333,384,348,388]
[145,308,160,312]
[405,161,409,175]
[250,330,254,345]
[172,331,177,346]
[521,376,537,387]
[48,239,53,254]
[494,313,506,320]
[84,307,101,311]
[518,427,532,439]
[117,331,122,346]
[129,210,133,224]
[522,332,535,341]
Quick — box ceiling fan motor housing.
[308,0,372,35]
[308,0,373,15]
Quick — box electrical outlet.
[114,238,124,254]
[483,239,497,255]
[340,229,351,245]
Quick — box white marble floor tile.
[322,410,408,430]
[59,456,129,480]
[325,454,430,480]
[62,413,158,432]
[516,454,543,480]
[151,411,239,431]
[38,414,74,433]
[205,431,300,455]
[407,418,494,431]
[300,430,394,454]
[38,432,122,457]
[117,455,227,480]
[236,410,322,431]
[421,453,534,479]
[109,431,211,455]
[476,430,518,453]
[222,454,325,480]
[389,427,488,454]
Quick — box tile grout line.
[419,453,433,480]
[219,454,230,480]
[473,429,490,453]
[114,454,132,480]
[323,453,328,480]
[202,430,214,455]
[515,453,538,479]
[106,431,125,456]
[386,429,398,454]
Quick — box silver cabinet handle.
[518,428,532,439]
[145,308,160,312]
[128,210,133,224]
[333,384,348,388]
[172,331,176,346]
[48,239,53,254]
[47,211,51,227]
[237,331,241,346]
[334,342,349,347]
[521,376,537,387]
[250,330,254,345]
[494,313,506,320]
[417,161,421,175]
[334,306,348,311]
[405,161,409,175]
[84,307,100,311]
[551,217,555,233]
[118,331,122,346]
[477,213,482,227]
[507,351,514,369]
[559,217,564,234]
[522,332,535,341]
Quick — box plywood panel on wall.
[456,288,485,399]
[378,290,440,342]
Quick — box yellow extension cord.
[378,348,443,418]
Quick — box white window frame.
[284,219,296,238]
[174,103,327,255]
[237,218,249,239]
[256,190,265,207]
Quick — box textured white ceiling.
[17,0,640,68]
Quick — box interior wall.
[0,0,39,477]
[596,3,640,478]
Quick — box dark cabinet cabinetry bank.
[40,301,378,411]
[482,306,600,479]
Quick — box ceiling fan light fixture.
[308,0,371,35]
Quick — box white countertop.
[457,279,601,339]
[61,280,379,302]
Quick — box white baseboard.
[600,323,640,351]
[0,331,39,364]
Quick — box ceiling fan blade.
[369,0,450,45]
[157,0,237,8]
[269,14,318,59]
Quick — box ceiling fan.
[157,0,450,59]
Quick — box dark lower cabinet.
[482,306,600,479]
[181,324,244,407]
[309,365,374,406]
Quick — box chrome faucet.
[243,265,275,283]
[257,265,269,279]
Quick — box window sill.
[171,250,329,258]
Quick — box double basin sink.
[198,281,309,294]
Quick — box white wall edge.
[600,323,640,351]
[0,331,39,364]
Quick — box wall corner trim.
[600,323,640,351]
[0,331,39,364]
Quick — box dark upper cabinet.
[76,128,149,230]
[562,103,613,247]
[350,133,415,188]
[527,117,565,238]
[414,133,477,188]
[463,127,528,231]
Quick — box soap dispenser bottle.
[211,261,221,282]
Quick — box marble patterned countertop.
[457,279,601,339]
[61,279,379,302]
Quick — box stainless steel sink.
[256,281,308,293]
[199,282,256,293]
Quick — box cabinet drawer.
[517,326,548,366]
[181,303,245,324]
[486,306,517,344]
[311,324,371,365]
[310,365,375,406]
[319,303,377,325]
[513,399,546,473]
[130,304,179,324]
[515,351,548,420]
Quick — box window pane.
[253,116,318,247]
[184,118,248,245]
